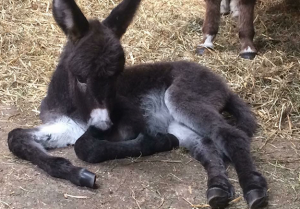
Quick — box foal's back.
[118,61,230,111]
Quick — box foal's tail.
[224,93,258,137]
[7,128,96,188]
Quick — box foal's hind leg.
[196,0,221,55]
[7,116,96,188]
[168,122,234,208]
[238,0,257,59]
[165,89,268,209]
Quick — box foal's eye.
[76,75,86,84]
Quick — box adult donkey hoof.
[195,46,213,55]
[245,189,268,209]
[239,52,257,60]
[78,169,96,188]
[207,187,234,208]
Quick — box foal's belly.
[140,89,202,149]
[140,89,173,135]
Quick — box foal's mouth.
[87,108,113,130]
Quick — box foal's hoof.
[78,169,96,188]
[207,187,234,208]
[166,133,180,148]
[239,52,256,60]
[195,46,213,55]
[245,189,268,209]
[153,133,179,152]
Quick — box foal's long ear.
[53,0,89,42]
[103,0,141,39]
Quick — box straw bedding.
[0,0,299,145]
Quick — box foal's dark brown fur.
[197,0,257,59]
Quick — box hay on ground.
[0,0,299,149]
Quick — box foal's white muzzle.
[87,108,113,130]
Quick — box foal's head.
[53,0,140,130]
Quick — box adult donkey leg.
[168,122,234,208]
[230,0,240,17]
[196,0,221,55]
[7,117,96,188]
[74,127,179,163]
[238,0,257,59]
[165,88,268,209]
[220,0,231,15]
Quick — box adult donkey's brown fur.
[197,0,257,59]
[8,0,267,208]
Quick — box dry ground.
[0,0,300,208]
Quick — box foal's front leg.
[7,117,96,188]
[74,127,179,163]
[196,0,221,55]
[74,95,179,163]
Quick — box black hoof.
[167,133,180,148]
[245,189,268,209]
[239,52,256,60]
[78,169,96,188]
[207,187,234,208]
[148,133,179,154]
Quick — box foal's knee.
[7,128,34,160]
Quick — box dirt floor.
[0,109,300,209]
[1,0,300,208]
[0,105,299,209]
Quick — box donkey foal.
[8,0,267,208]
[197,0,257,59]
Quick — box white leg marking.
[199,35,215,49]
[230,0,240,17]
[168,122,203,149]
[33,116,87,149]
[241,46,256,53]
[88,108,112,131]
[220,0,230,14]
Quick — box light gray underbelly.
[140,89,203,149]
[140,88,173,135]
